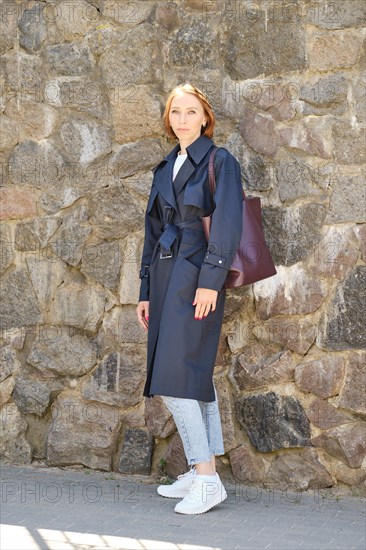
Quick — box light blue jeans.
[160,382,225,466]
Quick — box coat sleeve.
[197,150,243,292]
[138,184,162,302]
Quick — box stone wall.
[0,0,365,495]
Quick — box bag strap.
[208,146,246,200]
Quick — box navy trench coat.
[138,134,243,402]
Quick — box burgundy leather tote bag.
[201,147,277,288]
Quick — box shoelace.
[177,467,196,480]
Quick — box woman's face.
[168,93,207,142]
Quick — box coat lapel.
[151,143,180,212]
[173,157,195,199]
[152,135,215,213]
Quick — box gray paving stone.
[0,464,365,550]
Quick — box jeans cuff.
[188,451,226,465]
[188,456,214,466]
[209,449,225,456]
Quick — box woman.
[136,83,243,514]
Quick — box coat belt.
[158,214,205,259]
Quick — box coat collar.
[152,134,215,213]
[163,134,214,164]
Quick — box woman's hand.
[136,301,149,330]
[192,288,218,319]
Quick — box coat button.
[219,260,223,263]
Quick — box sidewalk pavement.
[0,464,365,550]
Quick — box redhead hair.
[163,83,216,139]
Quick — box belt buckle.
[160,248,172,259]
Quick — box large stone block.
[232,78,299,121]
[305,398,351,430]
[275,158,326,203]
[241,151,273,192]
[155,2,179,32]
[110,85,162,143]
[0,224,15,272]
[326,174,366,223]
[337,351,366,416]
[235,392,311,453]
[229,445,266,484]
[239,108,277,157]
[8,140,67,190]
[119,232,144,305]
[2,51,43,92]
[353,71,366,124]
[81,241,122,289]
[299,73,348,116]
[309,30,364,71]
[332,123,366,165]
[0,402,32,464]
[0,115,19,150]
[46,395,121,470]
[0,268,43,330]
[52,0,101,40]
[15,217,61,251]
[102,0,154,25]
[333,462,366,488]
[81,350,145,407]
[213,375,237,452]
[306,1,366,30]
[99,24,158,86]
[42,42,95,76]
[162,431,188,479]
[0,346,22,382]
[0,375,15,407]
[307,226,358,281]
[13,376,64,416]
[0,187,38,221]
[254,265,327,320]
[51,283,106,332]
[118,428,154,475]
[294,355,346,399]
[44,77,109,120]
[169,20,219,70]
[353,214,366,256]
[58,118,113,166]
[27,326,98,377]
[262,204,327,266]
[90,184,145,240]
[102,306,147,345]
[318,266,366,350]
[18,2,47,53]
[278,118,332,159]
[222,5,306,79]
[311,422,366,468]
[38,187,85,215]
[25,255,68,310]
[0,2,18,55]
[0,328,26,351]
[252,317,316,355]
[145,395,176,439]
[232,349,294,392]
[108,138,163,179]
[266,448,333,490]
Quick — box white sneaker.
[174,473,227,514]
[157,467,197,498]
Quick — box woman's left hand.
[192,288,218,319]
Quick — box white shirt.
[172,153,188,181]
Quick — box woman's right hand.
[136,301,149,331]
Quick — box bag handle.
[208,146,246,200]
